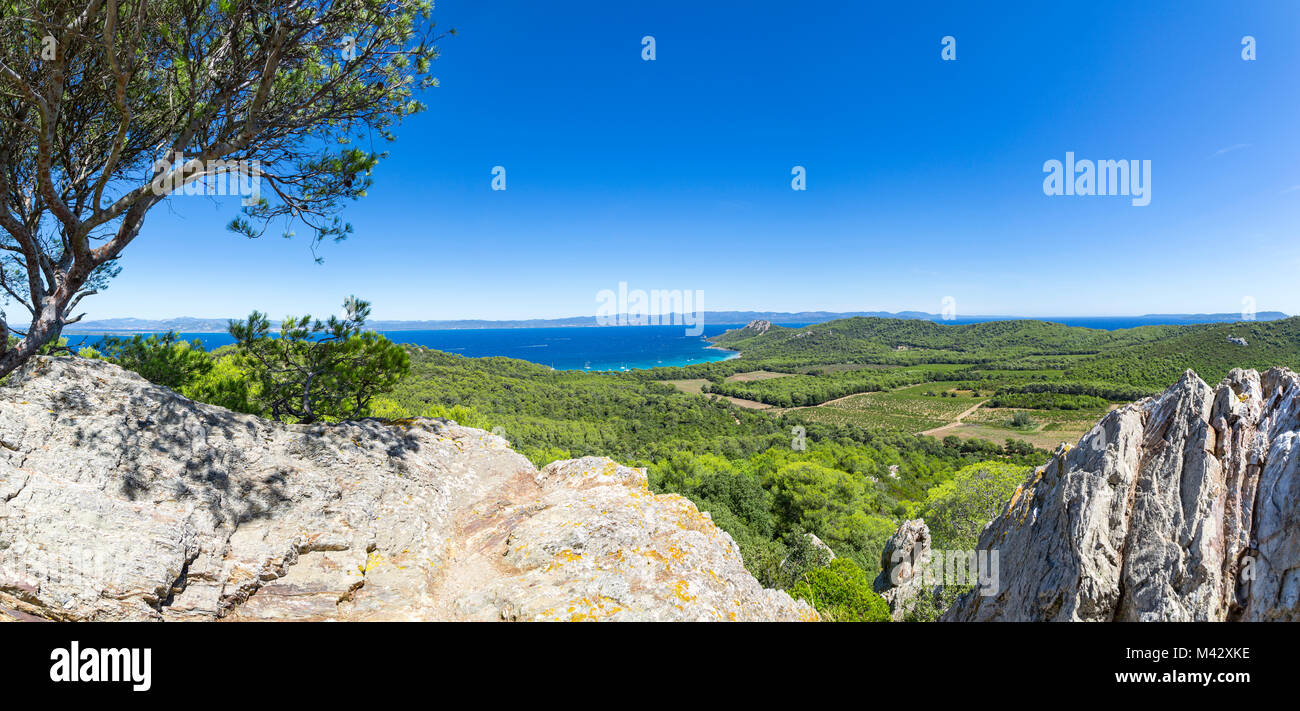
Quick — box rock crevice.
[942,367,1300,622]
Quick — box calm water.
[72,324,754,372]
[67,315,1274,372]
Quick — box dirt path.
[918,399,988,437]
[707,394,773,410]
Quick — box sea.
[64,315,1274,372]
[68,324,755,372]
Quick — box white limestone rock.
[0,356,815,622]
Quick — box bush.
[915,461,1030,550]
[1009,411,1037,428]
[790,558,891,622]
[92,332,212,390]
[367,397,494,430]
[181,350,261,415]
[229,296,410,423]
[695,472,776,539]
[773,529,834,589]
[988,392,1109,410]
[899,584,969,622]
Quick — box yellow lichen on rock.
[543,549,584,572]
[358,549,386,575]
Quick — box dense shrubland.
[81,328,1049,622]
[708,317,1188,366]
[711,316,1300,392]
[790,558,891,621]
[1062,319,1300,388]
[228,297,409,423]
[992,381,1155,401]
[85,298,408,424]
[704,368,936,407]
[67,314,1299,621]
[908,461,1029,551]
[986,392,1110,410]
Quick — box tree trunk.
[0,304,65,379]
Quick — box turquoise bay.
[76,324,750,372]
[67,315,1274,372]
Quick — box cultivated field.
[661,376,776,409]
[724,370,794,382]
[791,383,983,432]
[660,378,710,394]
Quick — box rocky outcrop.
[806,533,835,561]
[778,532,836,576]
[943,368,1300,621]
[873,519,931,620]
[0,357,815,622]
[744,319,771,335]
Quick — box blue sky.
[88,0,1300,321]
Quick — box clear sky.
[85,0,1300,321]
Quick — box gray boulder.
[873,518,931,620]
[0,357,815,622]
[944,368,1300,621]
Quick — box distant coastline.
[704,344,741,359]
[62,313,1288,373]
[64,310,1290,335]
[69,325,750,372]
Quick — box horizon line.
[65,309,1291,329]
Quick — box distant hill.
[66,317,236,333]
[64,310,1290,333]
[708,317,1171,360]
[63,311,942,332]
[708,315,1300,390]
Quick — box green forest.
[68,313,1300,622]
